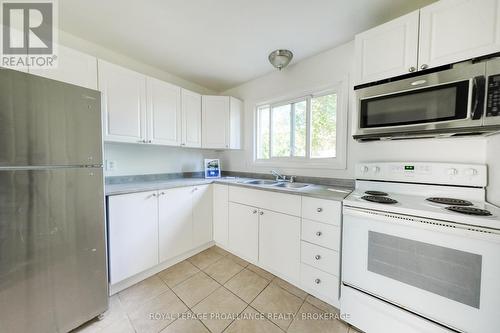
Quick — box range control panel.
[356,162,487,187]
[486,74,500,117]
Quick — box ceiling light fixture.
[268,49,293,71]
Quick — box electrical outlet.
[106,160,116,171]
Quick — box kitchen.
[0,0,499,332]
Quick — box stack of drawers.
[300,196,342,307]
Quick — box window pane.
[257,106,270,159]
[311,94,337,158]
[271,104,291,157]
[293,101,307,157]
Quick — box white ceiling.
[60,0,436,92]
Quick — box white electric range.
[340,162,500,333]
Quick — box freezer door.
[0,68,103,167]
[0,168,108,333]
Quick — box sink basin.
[244,179,278,185]
[273,182,310,189]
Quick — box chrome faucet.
[271,170,295,183]
[271,169,286,181]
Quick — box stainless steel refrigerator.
[0,68,108,332]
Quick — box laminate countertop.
[105,177,352,201]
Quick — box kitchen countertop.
[105,177,352,201]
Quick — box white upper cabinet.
[229,97,242,149]
[146,77,182,146]
[202,95,230,149]
[99,60,147,143]
[181,89,202,148]
[202,96,242,149]
[355,10,419,84]
[29,45,98,90]
[418,0,500,69]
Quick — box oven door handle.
[471,75,486,120]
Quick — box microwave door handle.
[471,76,486,120]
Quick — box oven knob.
[465,168,478,176]
[372,166,380,173]
[447,168,458,176]
[360,166,369,173]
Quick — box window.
[256,89,342,167]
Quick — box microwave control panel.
[486,74,500,117]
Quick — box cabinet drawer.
[302,197,341,225]
[229,186,301,216]
[301,219,340,251]
[301,241,339,276]
[301,263,339,302]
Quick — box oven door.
[354,62,486,140]
[342,207,500,333]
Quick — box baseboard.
[109,241,215,295]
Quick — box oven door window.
[368,231,482,308]
[360,81,470,128]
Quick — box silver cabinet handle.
[259,211,264,215]
[420,64,428,70]
[409,66,416,72]
[316,208,323,213]
[252,209,258,214]
[315,278,321,284]
[316,231,322,237]
[315,255,321,260]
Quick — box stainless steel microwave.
[353,58,500,141]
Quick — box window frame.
[253,81,348,170]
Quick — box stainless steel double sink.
[242,179,310,190]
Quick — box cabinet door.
[98,60,147,143]
[146,77,182,146]
[228,202,259,262]
[192,185,213,247]
[181,89,202,148]
[108,191,159,284]
[419,0,500,69]
[259,209,300,282]
[202,96,230,149]
[355,10,419,84]
[158,187,193,262]
[213,184,229,246]
[229,97,242,149]
[29,45,98,90]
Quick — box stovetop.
[344,185,500,230]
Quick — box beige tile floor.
[73,246,361,333]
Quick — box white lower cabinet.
[259,209,301,282]
[213,184,229,246]
[108,185,214,286]
[228,202,259,262]
[108,191,159,285]
[192,185,213,247]
[300,263,339,303]
[158,187,194,262]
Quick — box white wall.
[59,30,215,95]
[486,134,500,205]
[220,40,488,180]
[104,143,220,176]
